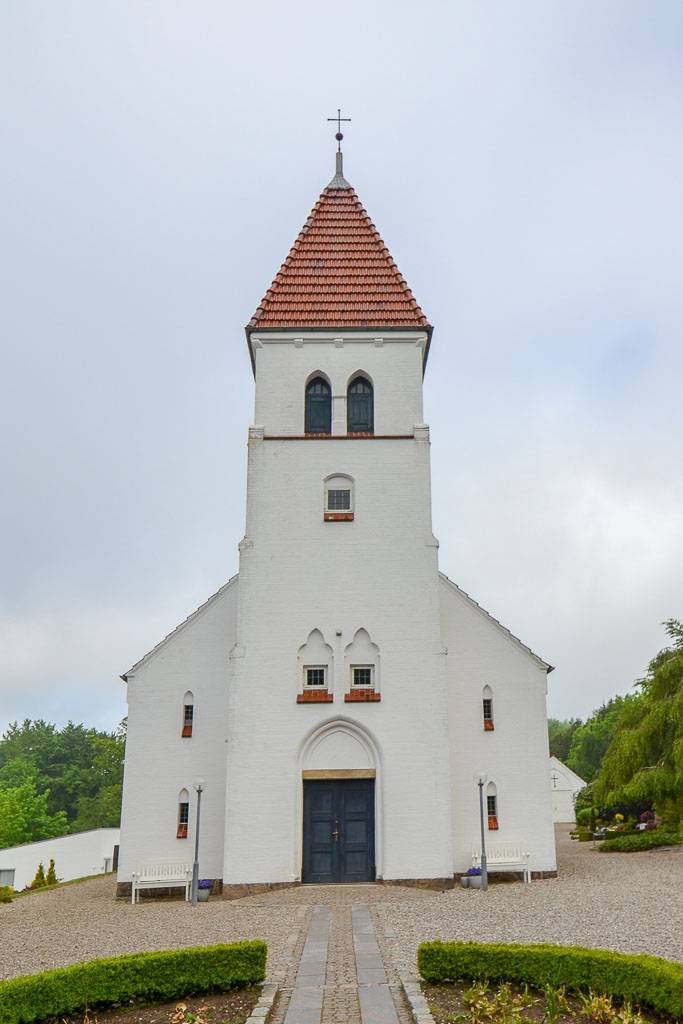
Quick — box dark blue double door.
[302,779,375,883]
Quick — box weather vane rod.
[327,108,351,151]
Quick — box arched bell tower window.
[347,376,374,434]
[305,377,331,434]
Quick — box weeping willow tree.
[595,620,683,827]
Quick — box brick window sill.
[484,720,494,731]
[297,689,334,703]
[324,512,354,522]
[177,825,188,839]
[344,689,381,702]
[181,725,193,737]
[488,816,499,830]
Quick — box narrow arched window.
[487,783,499,830]
[482,685,494,731]
[347,376,374,434]
[177,789,189,838]
[305,377,331,434]
[182,691,194,737]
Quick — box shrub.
[416,941,683,1019]
[575,808,591,826]
[0,886,13,904]
[598,831,680,853]
[45,859,57,886]
[31,862,46,889]
[0,941,267,1024]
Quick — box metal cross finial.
[327,108,351,151]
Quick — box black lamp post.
[474,770,488,892]
[190,777,205,906]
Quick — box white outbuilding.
[117,146,558,897]
[550,756,587,822]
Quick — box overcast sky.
[2,1,682,736]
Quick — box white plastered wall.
[117,579,238,884]
[440,576,557,874]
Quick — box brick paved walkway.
[267,897,413,1024]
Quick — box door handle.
[332,826,340,841]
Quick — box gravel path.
[377,827,683,975]
[1,827,681,984]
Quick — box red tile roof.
[247,185,431,331]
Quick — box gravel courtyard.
[1,827,681,983]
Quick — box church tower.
[223,145,455,891]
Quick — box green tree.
[548,718,582,762]
[0,773,69,849]
[567,697,632,783]
[594,620,683,827]
[0,719,125,831]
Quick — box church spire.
[326,108,352,189]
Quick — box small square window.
[352,666,374,688]
[327,489,351,511]
[306,667,326,687]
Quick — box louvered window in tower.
[347,377,374,434]
[305,378,331,434]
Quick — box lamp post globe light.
[473,770,488,892]
[190,777,205,907]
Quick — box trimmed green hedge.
[598,831,680,852]
[417,941,683,1019]
[0,941,266,1024]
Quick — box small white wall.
[440,576,557,875]
[0,828,120,891]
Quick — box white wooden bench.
[131,861,193,904]
[472,844,531,884]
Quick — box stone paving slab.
[278,901,408,1024]
[359,985,405,1024]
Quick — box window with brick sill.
[487,793,498,830]
[345,666,380,702]
[297,666,333,703]
[483,692,494,731]
[182,705,194,738]
[324,476,354,522]
[182,690,194,737]
[177,798,189,839]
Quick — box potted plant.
[197,879,212,902]
[466,866,483,889]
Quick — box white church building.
[550,756,586,823]
[117,146,557,897]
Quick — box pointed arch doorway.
[302,774,375,883]
[299,720,379,884]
